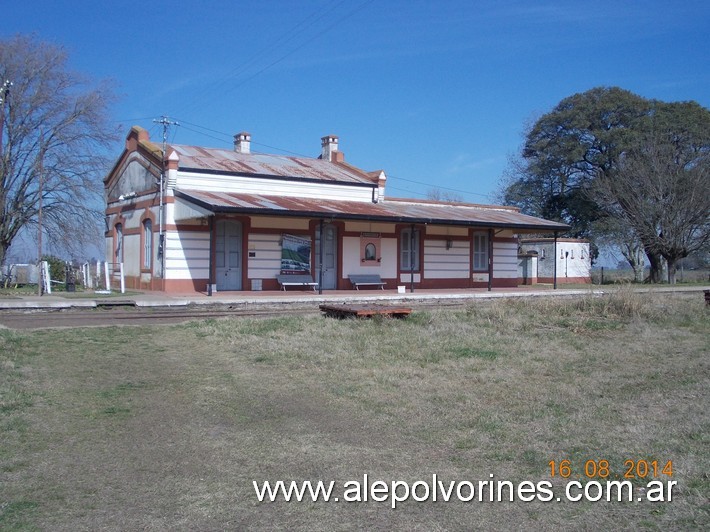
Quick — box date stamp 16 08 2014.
[548,459,673,480]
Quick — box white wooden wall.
[164,231,210,280]
[177,172,374,202]
[424,239,470,279]
[247,234,282,279]
[492,241,519,279]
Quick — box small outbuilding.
[518,238,591,285]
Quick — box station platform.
[0,284,706,311]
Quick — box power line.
[173,119,311,156]
[124,112,494,203]
[174,119,232,141]
[212,0,376,99]
[386,174,491,200]
[177,123,232,145]
[179,0,351,118]
[167,117,491,201]
[115,116,156,123]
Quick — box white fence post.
[119,262,125,294]
[104,261,110,291]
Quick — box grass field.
[1,291,708,530]
[590,267,710,285]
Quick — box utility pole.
[152,116,178,280]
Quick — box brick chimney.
[377,171,386,202]
[369,170,386,203]
[234,132,251,154]
[321,134,343,162]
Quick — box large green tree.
[502,87,650,235]
[501,87,710,282]
[0,34,116,267]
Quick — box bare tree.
[593,218,645,282]
[595,102,710,284]
[0,35,117,266]
[426,188,465,202]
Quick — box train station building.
[104,127,569,293]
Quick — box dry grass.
[1,291,708,530]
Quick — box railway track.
[0,299,470,330]
[0,305,317,330]
[8,286,700,330]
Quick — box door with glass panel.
[315,224,338,289]
[215,220,242,291]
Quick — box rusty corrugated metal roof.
[175,190,570,232]
[169,144,376,185]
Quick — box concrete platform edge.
[1,285,707,311]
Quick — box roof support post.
[208,216,214,296]
[487,228,494,292]
[410,224,415,293]
[318,219,324,295]
[553,231,558,290]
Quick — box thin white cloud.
[447,153,503,174]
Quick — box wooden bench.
[276,274,318,291]
[348,274,386,290]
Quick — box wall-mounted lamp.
[446,238,453,250]
[118,191,137,201]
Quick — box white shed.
[519,238,591,284]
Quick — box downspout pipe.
[553,232,558,290]
[318,219,324,295]
[487,228,493,292]
[410,224,415,293]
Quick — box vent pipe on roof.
[321,134,342,162]
[234,132,251,154]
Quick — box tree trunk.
[646,251,663,283]
[623,246,645,283]
[632,264,643,283]
[666,257,677,285]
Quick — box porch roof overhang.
[173,189,570,233]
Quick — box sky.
[3,0,709,205]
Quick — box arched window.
[143,219,153,270]
[365,243,376,261]
[115,223,123,263]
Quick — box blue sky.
[3,0,709,203]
